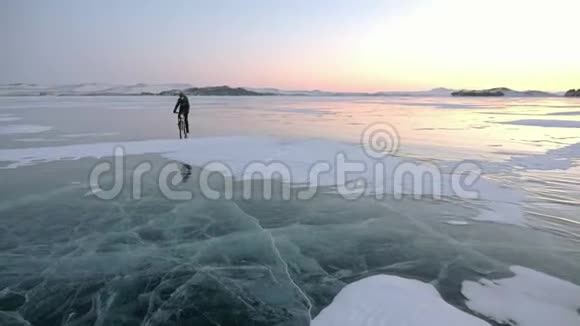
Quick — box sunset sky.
[1,0,578,92]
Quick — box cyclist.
[173,91,190,133]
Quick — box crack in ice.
[269,234,314,321]
[232,202,314,322]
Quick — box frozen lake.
[0,96,579,326]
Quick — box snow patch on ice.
[0,117,22,122]
[274,107,333,115]
[312,274,490,326]
[0,125,52,135]
[509,142,580,170]
[547,111,580,116]
[14,138,60,142]
[501,119,580,128]
[462,266,580,326]
[460,175,525,225]
[0,136,526,226]
[445,220,470,226]
[60,132,119,138]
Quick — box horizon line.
[0,82,572,94]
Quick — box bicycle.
[177,114,188,139]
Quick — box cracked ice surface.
[1,197,312,325]
[2,156,579,325]
[0,157,580,326]
[2,93,580,326]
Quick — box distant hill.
[452,87,557,97]
[246,87,454,97]
[487,87,556,97]
[0,83,194,96]
[565,89,580,97]
[452,89,505,97]
[160,86,268,96]
[246,88,348,96]
[373,88,454,97]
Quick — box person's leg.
[184,112,190,133]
